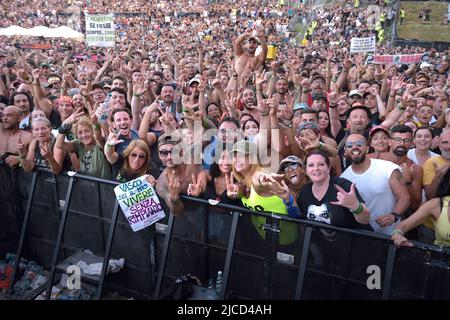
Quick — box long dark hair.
[437,167,450,198]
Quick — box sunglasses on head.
[345,140,366,149]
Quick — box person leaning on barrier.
[295,151,371,229]
[0,106,33,167]
[226,140,299,246]
[155,131,208,216]
[341,133,410,235]
[114,139,158,185]
[54,109,112,180]
[392,167,450,248]
[17,117,66,174]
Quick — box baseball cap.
[278,155,304,173]
[293,103,308,111]
[420,62,432,69]
[91,82,104,91]
[349,89,362,98]
[312,93,327,101]
[188,77,200,86]
[311,74,326,83]
[297,121,320,134]
[158,131,182,148]
[232,140,257,155]
[369,125,389,139]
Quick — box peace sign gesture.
[167,170,181,202]
[225,173,240,199]
[329,183,359,211]
[187,173,203,196]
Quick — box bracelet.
[19,155,26,160]
[92,124,101,131]
[260,111,269,117]
[105,143,114,149]
[133,93,142,97]
[391,229,404,237]
[318,142,324,150]
[350,201,364,215]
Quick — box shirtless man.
[233,29,267,83]
[0,106,33,167]
[155,131,208,216]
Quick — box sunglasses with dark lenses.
[345,140,366,149]
[130,153,146,160]
[283,162,301,172]
[159,149,172,156]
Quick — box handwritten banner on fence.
[366,53,429,65]
[350,36,376,53]
[114,176,165,232]
[85,13,115,47]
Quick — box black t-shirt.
[297,176,371,230]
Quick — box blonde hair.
[72,117,93,138]
[232,162,262,189]
[121,139,151,178]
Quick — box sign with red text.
[366,53,429,65]
[114,176,165,232]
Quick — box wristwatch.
[391,212,402,222]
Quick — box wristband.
[396,103,406,111]
[92,124,101,131]
[283,194,294,206]
[391,229,404,237]
[19,155,26,160]
[318,142,324,150]
[260,111,269,117]
[391,212,401,222]
[58,123,72,135]
[350,201,364,215]
[105,143,114,149]
[133,93,142,97]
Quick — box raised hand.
[133,77,147,96]
[187,173,203,196]
[144,174,156,188]
[39,142,53,161]
[106,127,125,146]
[17,134,27,157]
[329,183,359,211]
[400,163,414,185]
[167,170,181,202]
[225,173,240,199]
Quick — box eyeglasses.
[345,140,366,149]
[283,162,300,172]
[130,153,146,160]
[159,149,172,156]
[391,137,412,144]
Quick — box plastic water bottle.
[215,271,223,296]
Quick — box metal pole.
[294,226,313,300]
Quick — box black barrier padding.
[228,254,265,300]
[0,166,21,246]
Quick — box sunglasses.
[159,149,172,156]
[345,140,366,149]
[130,153,146,160]
[283,162,301,172]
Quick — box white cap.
[420,62,432,69]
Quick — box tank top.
[433,196,450,247]
[241,186,298,246]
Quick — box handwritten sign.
[114,176,165,232]
[350,36,376,53]
[366,53,429,65]
[85,13,115,47]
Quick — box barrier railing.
[1,166,450,299]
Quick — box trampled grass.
[397,1,450,42]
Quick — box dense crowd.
[1,0,450,250]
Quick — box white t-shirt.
[407,148,439,165]
[341,159,400,235]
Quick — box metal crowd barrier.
[1,165,450,300]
